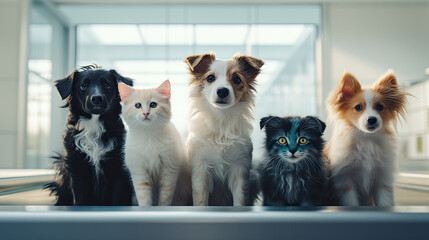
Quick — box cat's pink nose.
[143,113,150,118]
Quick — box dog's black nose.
[368,116,377,125]
[217,88,229,98]
[91,95,103,105]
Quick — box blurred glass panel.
[27,24,52,169]
[398,80,429,173]
[195,25,248,45]
[248,25,305,45]
[86,24,143,45]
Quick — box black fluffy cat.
[258,116,328,206]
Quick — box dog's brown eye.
[80,83,87,91]
[206,75,215,83]
[232,76,241,84]
[104,82,110,89]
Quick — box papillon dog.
[324,70,407,206]
[185,52,263,206]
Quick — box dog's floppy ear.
[110,69,133,86]
[55,71,76,100]
[260,116,279,130]
[304,116,326,135]
[185,52,216,74]
[233,54,264,79]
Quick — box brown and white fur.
[324,70,407,206]
[185,52,263,206]
[119,80,191,206]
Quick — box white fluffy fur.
[125,122,187,206]
[120,83,189,206]
[201,60,236,109]
[74,114,114,173]
[356,91,383,133]
[187,60,254,206]
[328,91,396,207]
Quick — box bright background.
[1,1,429,204]
[26,4,320,168]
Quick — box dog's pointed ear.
[260,116,278,130]
[337,71,361,101]
[374,69,398,89]
[55,71,76,100]
[185,52,216,74]
[373,70,407,118]
[110,69,133,86]
[305,116,326,135]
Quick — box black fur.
[44,65,135,206]
[258,116,328,206]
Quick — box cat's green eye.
[299,137,308,144]
[150,102,157,108]
[135,103,142,109]
[278,137,287,145]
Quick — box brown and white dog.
[324,70,407,206]
[185,52,263,206]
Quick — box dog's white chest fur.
[74,115,114,166]
[330,125,395,199]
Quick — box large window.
[23,4,322,167]
[27,10,53,168]
[76,23,317,161]
[26,1,69,169]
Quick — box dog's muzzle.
[86,94,108,114]
[215,88,230,104]
[365,116,380,132]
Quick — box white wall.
[321,2,429,112]
[0,0,28,168]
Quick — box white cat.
[118,80,191,206]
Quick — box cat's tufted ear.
[304,116,326,135]
[156,80,171,100]
[110,69,133,86]
[55,70,77,100]
[118,83,135,102]
[260,116,279,129]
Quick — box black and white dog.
[45,65,135,206]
